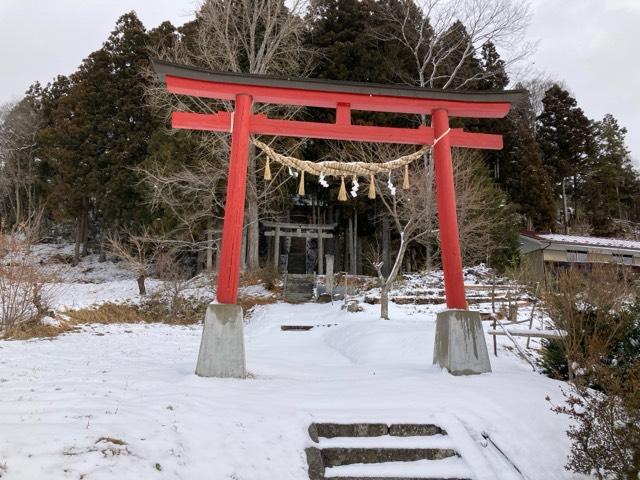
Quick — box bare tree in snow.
[143,0,314,271]
[379,0,532,90]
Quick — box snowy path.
[0,301,576,480]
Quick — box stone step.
[284,274,315,303]
[325,457,472,480]
[286,281,314,289]
[305,423,466,480]
[318,447,458,468]
[309,423,446,441]
[286,285,314,291]
[316,435,454,450]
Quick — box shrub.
[541,338,569,379]
[541,266,637,381]
[0,234,53,336]
[552,365,640,479]
[543,266,640,478]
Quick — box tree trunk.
[240,225,247,272]
[137,275,147,295]
[206,228,213,272]
[347,216,354,274]
[73,216,82,265]
[81,208,89,257]
[378,234,409,320]
[382,216,391,277]
[14,184,21,225]
[562,178,569,234]
[245,146,260,271]
[380,285,390,320]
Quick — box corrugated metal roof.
[536,233,640,251]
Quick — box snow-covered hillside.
[0,248,575,480]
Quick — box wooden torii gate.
[262,221,337,274]
[154,60,523,309]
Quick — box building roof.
[520,231,640,252]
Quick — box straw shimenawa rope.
[253,139,430,200]
[253,139,428,178]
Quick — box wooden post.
[216,94,253,304]
[526,283,540,349]
[491,273,496,313]
[432,109,466,309]
[347,217,354,274]
[493,316,498,357]
[273,226,280,271]
[353,210,358,275]
[318,228,324,274]
[325,254,334,297]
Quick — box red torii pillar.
[153,60,521,310]
[431,109,466,309]
[217,94,253,304]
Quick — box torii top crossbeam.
[153,60,523,308]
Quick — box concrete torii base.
[433,309,491,375]
[195,304,246,378]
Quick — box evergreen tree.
[496,96,556,230]
[479,41,508,90]
[537,85,594,231]
[475,44,556,230]
[98,12,160,230]
[581,114,640,235]
[36,12,159,257]
[305,0,414,83]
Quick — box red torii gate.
[154,61,522,309]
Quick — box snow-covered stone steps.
[325,457,473,479]
[284,274,315,303]
[305,423,471,480]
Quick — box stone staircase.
[284,273,315,303]
[305,423,472,480]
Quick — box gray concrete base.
[433,309,491,375]
[195,303,246,378]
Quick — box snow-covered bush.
[543,266,640,478]
[552,365,640,479]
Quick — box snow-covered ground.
[0,248,577,479]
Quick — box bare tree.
[344,143,510,319]
[542,266,635,382]
[379,0,532,90]
[107,229,160,295]
[143,0,314,271]
[453,149,514,265]
[0,99,42,230]
[0,231,54,336]
[338,142,437,319]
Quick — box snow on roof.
[531,232,640,251]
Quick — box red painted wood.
[172,111,231,132]
[165,75,512,119]
[336,103,351,125]
[250,115,436,144]
[432,109,466,309]
[171,111,504,149]
[216,94,253,304]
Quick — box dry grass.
[2,291,279,340]
[2,297,210,340]
[237,295,278,316]
[5,320,77,340]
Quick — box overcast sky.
[1,0,638,164]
